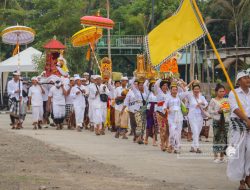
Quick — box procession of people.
[6,65,250,190]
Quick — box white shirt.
[154,79,171,113]
[124,90,139,113]
[114,86,127,111]
[64,85,73,105]
[48,86,65,106]
[70,85,88,107]
[89,83,110,109]
[41,84,49,101]
[7,79,23,100]
[181,91,208,116]
[228,87,250,118]
[28,85,43,106]
[163,95,183,123]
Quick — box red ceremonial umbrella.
[80,11,115,29]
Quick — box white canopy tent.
[0,47,42,105]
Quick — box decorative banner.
[159,58,179,73]
[145,0,206,68]
[101,57,112,80]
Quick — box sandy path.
[0,114,237,190]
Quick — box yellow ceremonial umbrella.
[71,26,102,70]
[71,26,102,47]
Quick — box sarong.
[146,102,158,138]
[212,120,228,153]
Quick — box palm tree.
[209,0,250,76]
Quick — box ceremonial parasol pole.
[107,0,111,59]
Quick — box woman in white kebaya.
[182,81,208,153]
[163,82,184,153]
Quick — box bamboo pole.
[185,47,188,82]
[192,0,245,113]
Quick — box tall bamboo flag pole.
[192,0,245,113]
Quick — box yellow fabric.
[105,107,111,128]
[12,43,19,56]
[146,0,205,68]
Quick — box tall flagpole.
[192,0,245,113]
[107,0,111,60]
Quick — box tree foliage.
[0,0,250,75]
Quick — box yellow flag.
[146,0,206,68]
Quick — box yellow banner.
[146,0,206,68]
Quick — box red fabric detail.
[157,101,165,107]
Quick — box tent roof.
[43,39,66,49]
[0,47,42,72]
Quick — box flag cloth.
[12,43,19,56]
[145,0,206,68]
[219,35,226,44]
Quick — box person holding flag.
[227,71,250,190]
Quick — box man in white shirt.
[83,72,90,84]
[81,77,90,129]
[64,77,74,129]
[7,71,23,129]
[110,80,121,132]
[114,77,129,139]
[89,75,110,135]
[47,79,67,130]
[38,76,50,125]
[121,79,145,143]
[227,70,250,190]
[70,76,88,132]
[28,77,45,129]
[88,75,97,131]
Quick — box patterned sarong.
[9,97,20,119]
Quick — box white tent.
[0,47,42,105]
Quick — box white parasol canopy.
[1,25,35,45]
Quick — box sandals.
[122,135,128,139]
[196,149,202,154]
[174,150,180,154]
[167,146,173,153]
[239,180,247,190]
[152,143,158,147]
[245,176,250,188]
[189,147,196,153]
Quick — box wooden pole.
[192,0,245,113]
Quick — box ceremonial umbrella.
[80,11,115,61]
[1,25,35,70]
[71,26,103,71]
[1,25,35,118]
[71,26,102,47]
[80,12,115,29]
